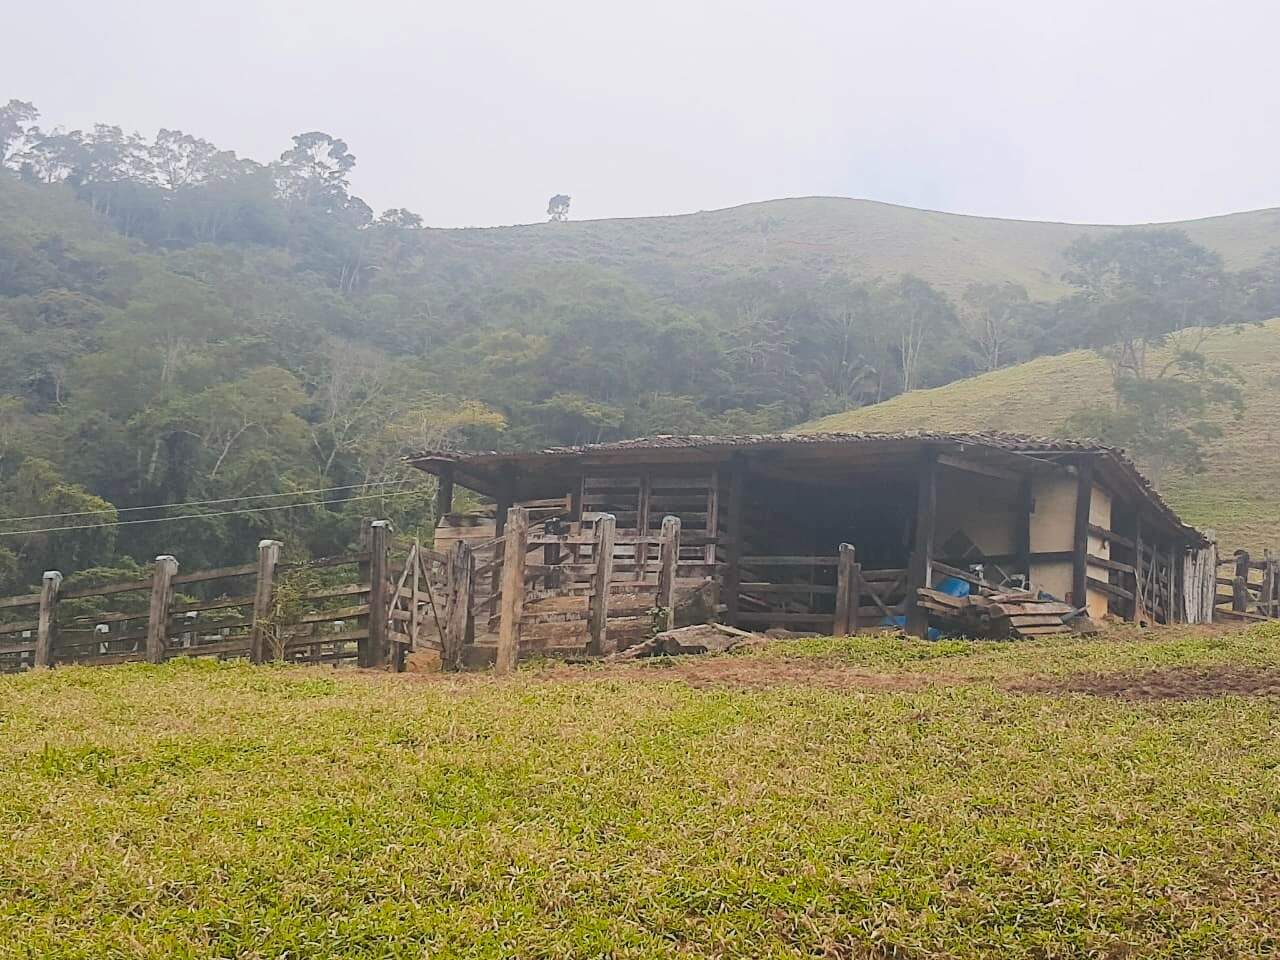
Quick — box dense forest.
[3,98,1280,592]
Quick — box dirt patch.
[1010,665,1280,701]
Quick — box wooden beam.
[363,520,392,669]
[34,571,61,669]
[937,453,1024,484]
[588,513,616,655]
[496,506,529,674]
[1016,474,1033,584]
[655,515,681,632]
[434,463,455,526]
[722,456,746,628]
[834,543,856,636]
[249,539,281,664]
[1071,460,1093,609]
[146,556,178,665]
[443,541,474,671]
[905,451,938,638]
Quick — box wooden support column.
[362,520,392,668]
[443,541,474,671]
[1232,550,1251,613]
[588,513,617,655]
[1133,512,1145,622]
[722,457,746,628]
[1015,474,1033,586]
[905,451,938,638]
[249,539,282,664]
[1071,460,1093,610]
[146,555,178,664]
[495,506,529,674]
[434,463,455,527]
[34,571,61,669]
[655,515,681,632]
[493,468,516,538]
[834,543,856,636]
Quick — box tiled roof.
[407,431,1204,543]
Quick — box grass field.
[3,628,1280,958]
[802,319,1280,552]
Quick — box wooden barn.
[408,432,1212,647]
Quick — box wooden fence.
[0,521,430,674]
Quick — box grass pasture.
[2,628,1280,958]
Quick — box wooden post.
[834,543,856,636]
[443,541,474,671]
[1071,460,1093,610]
[146,555,178,664]
[363,520,392,669]
[1233,550,1251,613]
[1133,512,1145,622]
[34,571,61,668]
[494,468,515,538]
[656,515,681,632]
[588,513,617,655]
[495,506,529,674]
[434,463,455,528]
[1016,474,1033,586]
[905,451,938,638]
[722,457,745,627]
[249,539,282,664]
[1265,549,1277,618]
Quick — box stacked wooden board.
[917,588,1078,638]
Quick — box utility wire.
[0,479,416,524]
[0,488,423,538]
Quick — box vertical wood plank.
[1233,550,1251,612]
[656,515,681,632]
[834,543,856,636]
[495,506,529,674]
[1016,474,1033,585]
[1071,460,1093,610]
[1133,512,1145,622]
[434,464,455,528]
[34,571,61,668]
[635,471,651,581]
[363,520,392,669]
[443,541,474,671]
[850,562,862,634]
[588,513,617,655]
[146,556,178,664]
[905,450,938,638]
[410,539,422,647]
[722,457,745,628]
[249,539,282,664]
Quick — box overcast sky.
[6,0,1279,228]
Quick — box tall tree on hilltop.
[547,194,571,222]
[0,99,38,168]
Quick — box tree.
[149,128,229,189]
[0,99,38,169]
[959,282,1029,372]
[1064,343,1244,483]
[891,275,954,393]
[547,194,571,222]
[276,132,356,209]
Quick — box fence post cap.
[370,519,393,529]
[257,539,283,549]
[41,570,62,585]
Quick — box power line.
[0,479,417,524]
[0,488,424,538]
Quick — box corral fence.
[0,506,691,676]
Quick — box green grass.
[3,629,1280,958]
[801,320,1280,551]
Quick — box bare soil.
[1011,665,1280,701]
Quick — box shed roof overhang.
[407,431,1206,546]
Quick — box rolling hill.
[423,197,1280,300]
[801,320,1280,551]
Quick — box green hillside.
[802,320,1280,550]
[429,197,1280,300]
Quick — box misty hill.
[428,196,1280,300]
[3,106,1280,590]
[802,320,1280,551]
